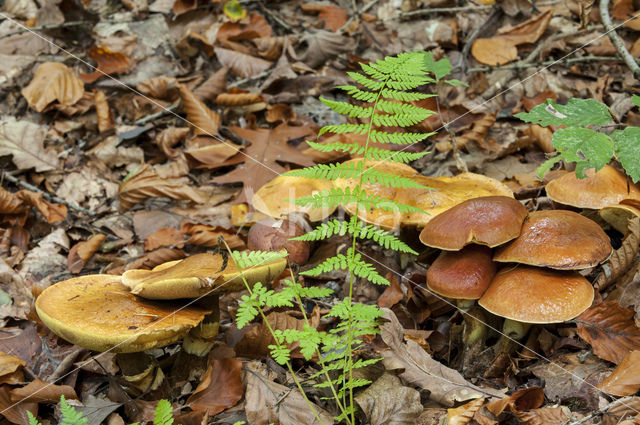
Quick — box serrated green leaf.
[515,98,613,127]
[423,53,451,81]
[633,94,640,108]
[551,127,615,177]
[612,126,640,182]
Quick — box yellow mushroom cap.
[35,275,210,353]
[252,175,336,222]
[478,266,594,324]
[122,252,287,299]
[546,166,640,210]
[599,203,640,233]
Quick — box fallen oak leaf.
[576,301,640,364]
[21,62,84,112]
[598,351,640,396]
[118,164,208,213]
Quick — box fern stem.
[222,242,328,425]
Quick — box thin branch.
[0,20,93,39]
[568,396,637,425]
[464,55,622,72]
[599,0,640,79]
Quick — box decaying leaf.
[21,62,84,112]
[447,397,485,425]
[595,217,640,290]
[0,186,66,225]
[10,378,77,403]
[0,352,25,386]
[244,361,333,425]
[513,407,570,425]
[216,89,264,106]
[186,358,243,415]
[0,117,58,172]
[216,13,272,43]
[180,222,245,249]
[300,3,349,31]
[193,67,228,102]
[155,127,190,159]
[144,227,184,251]
[266,104,296,123]
[435,112,498,153]
[485,387,544,416]
[67,234,106,274]
[80,46,130,83]
[94,90,114,133]
[380,309,504,406]
[184,136,243,167]
[598,351,640,396]
[118,164,207,213]
[214,47,273,78]
[178,84,222,137]
[576,301,640,364]
[378,272,404,309]
[355,373,423,425]
[299,30,357,68]
[136,76,178,101]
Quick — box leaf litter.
[1,0,640,423]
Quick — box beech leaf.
[21,62,84,112]
[447,397,485,425]
[355,373,423,425]
[67,234,106,274]
[0,117,58,172]
[595,217,640,290]
[214,46,273,78]
[598,351,640,396]
[178,84,222,137]
[186,358,243,415]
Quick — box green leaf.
[515,98,613,127]
[27,411,41,425]
[423,53,451,81]
[550,127,615,178]
[153,400,174,425]
[612,126,640,182]
[60,395,87,425]
[633,94,640,108]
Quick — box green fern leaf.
[231,250,287,269]
[60,395,87,425]
[27,411,41,425]
[380,88,435,101]
[318,123,369,136]
[347,71,384,90]
[320,98,373,119]
[286,163,427,189]
[337,85,378,102]
[269,344,291,365]
[371,129,435,144]
[291,186,423,214]
[153,400,173,425]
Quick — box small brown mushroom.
[419,196,527,250]
[248,218,310,265]
[494,210,612,270]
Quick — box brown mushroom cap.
[546,166,640,209]
[478,266,594,323]
[247,218,310,265]
[334,159,514,229]
[494,210,612,270]
[419,196,527,250]
[35,275,210,353]
[427,245,497,300]
[122,252,287,299]
[599,203,640,234]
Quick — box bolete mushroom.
[545,166,640,210]
[478,266,594,353]
[419,196,528,250]
[247,218,310,265]
[599,203,640,234]
[494,210,612,270]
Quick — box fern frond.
[304,141,428,163]
[301,248,390,285]
[371,129,436,144]
[286,163,426,189]
[387,79,430,90]
[376,100,434,116]
[60,395,87,425]
[380,88,434,101]
[320,98,372,119]
[153,400,174,425]
[291,186,424,214]
[347,71,383,90]
[372,112,429,127]
[360,63,387,81]
[318,123,369,136]
[336,85,378,102]
[27,412,41,425]
[231,250,287,269]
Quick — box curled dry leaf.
[184,136,243,167]
[380,308,505,406]
[0,188,67,225]
[155,127,190,159]
[595,217,640,290]
[598,351,640,396]
[172,0,196,15]
[378,272,404,309]
[52,91,94,116]
[21,62,84,112]
[144,227,184,251]
[522,125,554,153]
[214,47,273,78]
[80,46,130,83]
[118,164,207,213]
[436,112,498,153]
[447,397,485,425]
[217,13,272,43]
[10,378,77,403]
[355,373,423,425]
[244,360,333,425]
[155,154,191,179]
[471,10,552,65]
[185,358,243,415]
[299,30,357,68]
[67,234,106,274]
[124,248,186,271]
[178,84,221,136]
[0,352,25,386]
[94,90,114,133]
[266,104,296,123]
[180,222,245,249]
[193,68,228,102]
[513,407,570,425]
[253,36,285,60]
[0,117,58,172]
[300,3,349,31]
[576,301,640,364]
[603,397,640,425]
[216,89,264,106]
[136,76,179,101]
[485,387,544,416]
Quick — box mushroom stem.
[183,294,220,357]
[462,304,488,346]
[494,319,532,355]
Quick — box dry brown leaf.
[193,68,228,102]
[143,227,184,251]
[447,397,485,425]
[94,90,114,133]
[266,104,296,123]
[234,311,312,358]
[184,136,243,167]
[217,13,272,42]
[216,89,264,106]
[522,90,557,111]
[155,127,190,159]
[244,360,333,425]
[612,0,640,30]
[471,11,552,65]
[513,407,570,425]
[0,385,37,425]
[0,352,24,383]
[21,62,84,112]
[14,190,66,224]
[576,301,640,364]
[124,248,186,271]
[300,3,349,31]
[485,387,544,416]
[10,378,77,403]
[178,84,222,136]
[118,164,208,213]
[523,125,554,153]
[378,272,404,309]
[67,234,106,274]
[52,91,94,116]
[0,117,58,172]
[136,76,179,101]
[172,0,196,15]
[436,112,498,153]
[603,397,640,425]
[214,47,273,78]
[595,217,640,290]
[180,222,245,249]
[355,373,423,425]
[598,351,640,396]
[299,30,357,68]
[80,46,130,83]
[380,309,505,406]
[186,358,243,415]
[253,36,285,60]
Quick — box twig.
[464,55,622,72]
[0,20,93,39]
[257,1,295,33]
[599,0,640,79]
[228,68,273,87]
[384,0,561,20]
[133,103,179,125]
[568,396,637,425]
[1,172,95,216]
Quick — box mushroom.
[545,166,640,210]
[479,266,594,353]
[247,218,310,265]
[419,196,528,250]
[599,203,640,234]
[121,252,287,356]
[494,210,612,270]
